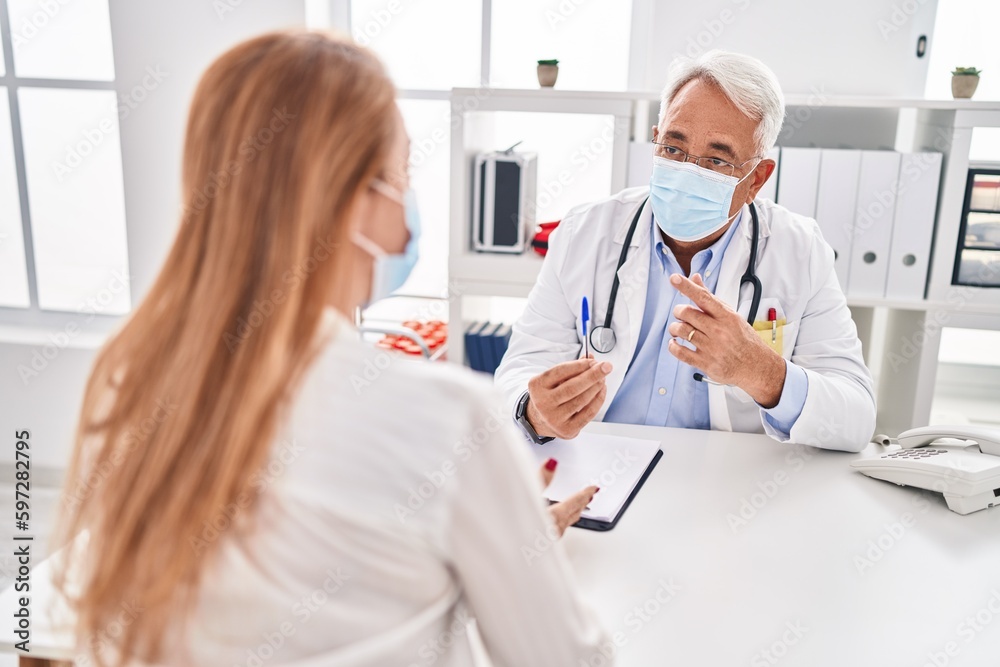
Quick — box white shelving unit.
[447,88,1000,434]
[447,87,634,326]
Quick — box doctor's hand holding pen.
[525,358,613,440]
[666,273,787,408]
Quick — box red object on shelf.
[377,320,448,356]
[531,221,560,257]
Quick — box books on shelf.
[464,321,513,374]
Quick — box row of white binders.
[772,147,942,301]
[627,143,943,300]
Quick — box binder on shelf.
[775,147,821,218]
[884,152,943,300]
[491,323,513,370]
[464,321,489,372]
[815,149,862,291]
[755,146,781,203]
[479,322,505,372]
[847,150,901,299]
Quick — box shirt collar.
[652,207,744,273]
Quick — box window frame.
[0,0,127,333]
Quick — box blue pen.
[581,296,590,359]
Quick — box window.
[0,0,130,315]
[0,91,29,307]
[396,99,451,296]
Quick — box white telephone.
[851,425,1000,515]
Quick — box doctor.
[495,50,876,453]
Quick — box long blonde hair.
[53,31,397,665]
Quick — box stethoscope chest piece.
[589,325,617,355]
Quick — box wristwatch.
[514,391,554,445]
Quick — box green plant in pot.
[537,59,559,88]
[952,67,982,99]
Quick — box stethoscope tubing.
[589,198,762,355]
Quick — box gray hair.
[658,50,785,157]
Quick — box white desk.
[563,423,1000,666]
[3,424,999,665]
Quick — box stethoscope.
[589,198,762,354]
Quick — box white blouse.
[135,310,611,666]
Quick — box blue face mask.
[649,156,755,242]
[353,183,421,305]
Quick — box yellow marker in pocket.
[753,314,785,355]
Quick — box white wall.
[637,0,939,97]
[0,1,306,472]
[110,0,306,302]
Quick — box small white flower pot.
[952,75,980,99]
[537,64,559,88]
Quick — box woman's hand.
[539,458,599,537]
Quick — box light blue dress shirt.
[603,210,808,436]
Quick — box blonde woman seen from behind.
[52,31,608,667]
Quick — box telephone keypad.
[882,449,948,459]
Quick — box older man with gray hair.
[496,50,876,452]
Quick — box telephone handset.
[851,425,1000,515]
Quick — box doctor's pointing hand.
[497,49,876,452]
[666,271,786,409]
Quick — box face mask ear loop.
[351,232,386,259]
[371,179,406,206]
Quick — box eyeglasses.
[652,142,760,177]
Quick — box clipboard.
[573,449,662,531]
[535,432,663,532]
